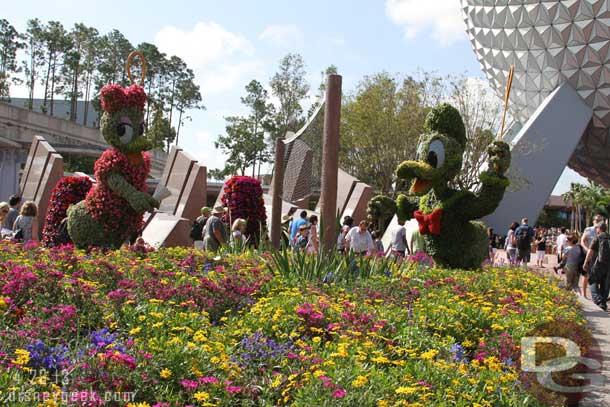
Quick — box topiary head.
[99,84,152,153]
[395,103,466,195]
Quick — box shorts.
[517,249,531,263]
[536,250,545,261]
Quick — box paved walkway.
[494,250,610,406]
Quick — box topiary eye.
[427,140,445,168]
[116,123,126,137]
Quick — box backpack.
[597,236,610,264]
[577,245,586,275]
[190,219,204,240]
[590,236,610,283]
[516,227,531,250]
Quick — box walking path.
[495,250,610,406]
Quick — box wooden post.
[270,137,285,249]
[319,74,342,252]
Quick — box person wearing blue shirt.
[290,210,308,245]
[514,218,535,267]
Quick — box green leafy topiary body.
[372,103,511,269]
[66,84,159,249]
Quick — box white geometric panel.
[462,0,610,185]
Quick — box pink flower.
[332,389,347,398]
[199,376,219,384]
[226,385,242,393]
[181,380,199,390]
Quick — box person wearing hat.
[191,207,211,250]
[203,206,228,252]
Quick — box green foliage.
[367,195,397,234]
[213,80,275,178]
[424,102,466,147]
[2,17,204,147]
[0,19,24,100]
[341,72,434,194]
[63,154,96,174]
[562,181,610,228]
[147,108,176,151]
[537,208,570,229]
[270,53,309,137]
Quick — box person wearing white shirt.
[345,220,375,255]
[556,227,567,263]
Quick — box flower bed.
[0,241,586,406]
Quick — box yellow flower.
[194,391,210,401]
[129,327,142,335]
[312,336,321,344]
[160,368,172,379]
[0,297,6,308]
[395,386,418,395]
[127,403,150,407]
[352,375,368,388]
[12,349,30,366]
[377,401,389,407]
[419,349,438,361]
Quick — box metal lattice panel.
[461,0,610,185]
[282,101,325,202]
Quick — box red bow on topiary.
[414,208,443,235]
[100,84,147,113]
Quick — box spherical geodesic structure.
[461,0,610,185]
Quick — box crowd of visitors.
[1,195,39,242]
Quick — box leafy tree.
[270,53,309,138]
[0,19,24,101]
[174,70,204,142]
[213,80,275,178]
[40,21,72,115]
[307,64,338,116]
[563,182,610,230]
[241,79,275,177]
[21,19,46,110]
[60,23,99,122]
[138,42,167,127]
[148,108,176,151]
[448,75,503,191]
[340,72,432,194]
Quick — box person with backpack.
[514,218,535,268]
[584,223,610,310]
[191,207,211,250]
[557,234,585,293]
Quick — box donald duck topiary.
[378,103,511,269]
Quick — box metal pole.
[270,137,285,249]
[319,74,342,252]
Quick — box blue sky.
[2,0,585,193]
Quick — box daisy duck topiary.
[66,83,159,249]
[372,103,511,269]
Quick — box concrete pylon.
[319,74,342,251]
[271,137,285,249]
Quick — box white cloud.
[200,60,265,95]
[155,22,253,68]
[258,24,304,48]
[385,0,465,46]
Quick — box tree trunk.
[28,48,36,110]
[42,50,52,112]
[176,109,183,141]
[83,71,90,126]
[71,64,79,121]
[168,80,175,127]
[50,56,56,116]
